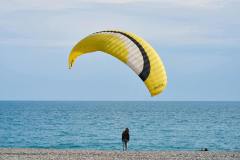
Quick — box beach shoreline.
[0,148,239,160]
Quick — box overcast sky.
[0,0,240,100]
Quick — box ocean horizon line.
[0,100,240,102]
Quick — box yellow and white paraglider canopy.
[68,30,167,96]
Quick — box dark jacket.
[122,130,129,142]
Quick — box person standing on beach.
[122,128,130,151]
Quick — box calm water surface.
[0,101,239,151]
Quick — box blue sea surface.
[0,101,239,151]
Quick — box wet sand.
[0,148,239,160]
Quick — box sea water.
[0,101,239,151]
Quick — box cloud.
[0,38,72,48]
[0,0,239,48]
[0,0,235,13]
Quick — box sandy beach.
[0,148,239,160]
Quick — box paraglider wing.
[68,30,167,96]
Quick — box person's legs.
[124,141,127,151]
